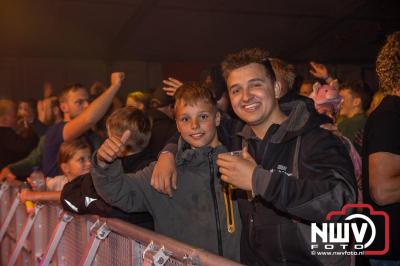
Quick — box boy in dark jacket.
[91,82,241,262]
[61,107,154,229]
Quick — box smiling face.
[175,99,221,149]
[227,63,281,135]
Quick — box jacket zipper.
[208,151,223,256]
[223,184,235,233]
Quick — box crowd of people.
[0,31,399,266]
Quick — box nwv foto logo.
[310,204,389,256]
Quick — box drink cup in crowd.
[224,150,242,189]
[30,167,46,191]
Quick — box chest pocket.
[242,135,302,179]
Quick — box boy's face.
[175,99,221,149]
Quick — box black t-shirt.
[147,108,177,157]
[362,95,400,259]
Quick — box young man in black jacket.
[215,48,357,265]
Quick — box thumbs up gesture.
[97,130,131,167]
[216,147,257,191]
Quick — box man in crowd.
[338,80,371,153]
[42,73,124,177]
[0,99,38,169]
[215,48,356,265]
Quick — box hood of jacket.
[240,99,326,145]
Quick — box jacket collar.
[176,137,226,166]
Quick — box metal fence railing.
[0,182,241,266]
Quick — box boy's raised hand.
[217,147,257,191]
[97,130,131,167]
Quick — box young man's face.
[339,88,358,117]
[62,88,89,119]
[227,63,279,130]
[175,99,221,149]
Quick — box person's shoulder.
[0,126,16,137]
[367,102,400,131]
[45,122,66,136]
[303,125,343,148]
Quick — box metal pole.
[0,182,9,200]
[0,192,20,242]
[79,222,110,266]
[39,212,73,266]
[7,203,43,266]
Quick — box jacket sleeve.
[9,136,45,180]
[252,129,357,223]
[4,127,38,155]
[90,154,156,213]
[60,179,87,214]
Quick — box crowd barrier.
[0,182,241,266]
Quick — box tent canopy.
[1,0,399,64]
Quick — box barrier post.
[142,241,171,266]
[79,220,110,266]
[0,191,20,242]
[7,203,43,266]
[39,212,73,266]
[0,182,9,200]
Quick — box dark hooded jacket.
[91,139,241,262]
[230,100,357,266]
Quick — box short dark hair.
[339,80,372,111]
[59,83,86,103]
[221,48,276,84]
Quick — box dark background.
[0,0,399,99]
